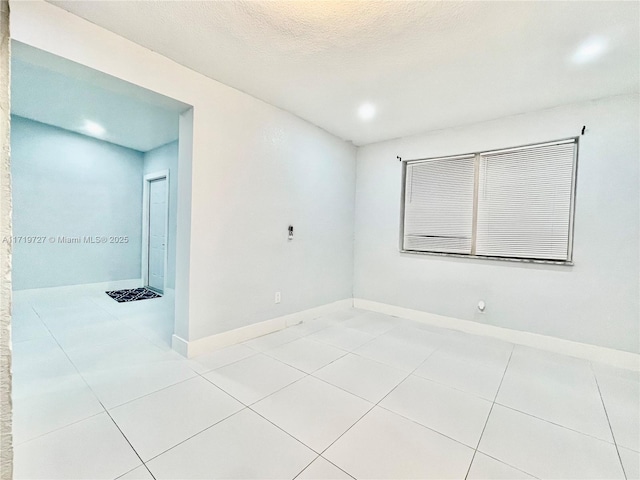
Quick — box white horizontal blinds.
[403,156,475,253]
[475,140,576,260]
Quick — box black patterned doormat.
[106,287,162,303]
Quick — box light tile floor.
[12,284,640,479]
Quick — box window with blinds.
[401,138,578,263]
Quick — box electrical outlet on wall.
[275,292,281,304]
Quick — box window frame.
[399,137,579,266]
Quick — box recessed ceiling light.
[572,36,608,64]
[82,120,106,137]
[358,102,376,121]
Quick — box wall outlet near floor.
[275,291,281,304]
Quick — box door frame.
[142,169,170,293]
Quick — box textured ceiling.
[48,1,639,146]
[11,41,187,151]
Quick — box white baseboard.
[171,296,639,370]
[170,334,189,357]
[172,298,353,358]
[13,278,142,295]
[354,298,640,372]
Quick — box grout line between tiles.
[194,349,262,375]
[410,366,505,402]
[262,350,352,376]
[243,311,390,355]
[217,312,398,381]
[135,370,322,467]
[145,315,453,475]
[315,340,445,458]
[291,453,357,480]
[27,298,157,480]
[313,342,513,457]
[24,306,108,411]
[140,313,381,466]
[373,401,482,450]
[114,464,150,480]
[318,455,358,480]
[106,373,200,410]
[13,411,105,447]
[22,304,592,480]
[591,362,628,480]
[189,325,418,474]
[464,345,514,480]
[492,402,619,446]
[472,451,542,480]
[161,369,323,457]
[290,454,321,480]
[203,313,428,379]
[140,406,249,465]
[103,407,158,480]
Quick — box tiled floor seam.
[42,300,205,412]
[194,350,261,375]
[290,454,321,480]
[232,346,379,461]
[118,352,315,470]
[114,464,147,480]
[473,452,543,480]
[291,454,357,480]
[309,369,394,405]
[14,411,104,447]
[227,335,426,408]
[591,361,629,480]
[157,360,316,455]
[259,344,351,374]
[464,345,518,480]
[62,343,199,411]
[87,296,123,319]
[20,302,634,479]
[373,403,484,450]
[314,341,445,462]
[318,455,357,480]
[465,355,596,480]
[139,407,250,466]
[192,365,329,457]
[103,407,158,480]
[184,331,444,477]
[106,374,199,410]
[23,303,109,431]
[231,319,410,396]
[492,402,618,446]
[410,371,504,403]
[29,298,157,480]
[241,322,336,352]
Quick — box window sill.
[399,249,574,266]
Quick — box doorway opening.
[10,40,193,355]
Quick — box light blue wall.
[143,141,178,289]
[11,115,144,290]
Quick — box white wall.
[10,2,357,342]
[11,115,144,290]
[143,141,178,289]
[354,94,639,354]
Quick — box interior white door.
[147,177,167,293]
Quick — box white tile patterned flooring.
[11,284,640,479]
